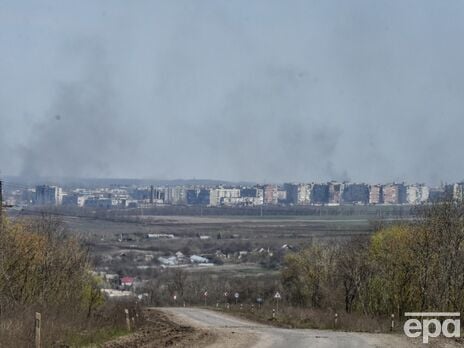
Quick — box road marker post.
[274,292,281,313]
[272,308,276,319]
[257,297,263,310]
[224,291,229,308]
[334,313,338,328]
[125,309,131,331]
[35,312,41,348]
[391,314,395,331]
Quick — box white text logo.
[403,312,460,344]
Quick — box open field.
[9,206,412,286]
[15,207,407,279]
[63,214,378,246]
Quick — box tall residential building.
[284,183,310,205]
[453,183,464,201]
[34,185,62,205]
[342,183,369,204]
[419,185,430,203]
[209,188,241,206]
[328,182,343,205]
[164,186,187,205]
[263,185,278,205]
[62,194,86,207]
[382,183,407,204]
[277,189,287,203]
[406,184,429,204]
[369,185,383,204]
[406,185,420,205]
[429,187,447,202]
[311,183,329,204]
[239,187,264,206]
[186,188,210,205]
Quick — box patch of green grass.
[65,327,130,347]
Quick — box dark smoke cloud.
[2,1,464,184]
[18,39,130,178]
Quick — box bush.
[0,214,128,347]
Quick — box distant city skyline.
[7,181,464,208]
[2,1,464,185]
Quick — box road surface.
[160,307,423,348]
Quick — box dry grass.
[0,301,142,348]
[213,304,396,333]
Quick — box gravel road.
[160,307,458,348]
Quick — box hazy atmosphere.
[1,0,464,184]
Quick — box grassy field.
[12,206,409,282]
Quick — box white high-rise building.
[453,183,464,201]
[406,184,429,204]
[209,188,240,206]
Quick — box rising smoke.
[18,39,130,179]
[3,1,464,184]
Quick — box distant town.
[4,181,464,208]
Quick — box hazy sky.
[1,1,464,184]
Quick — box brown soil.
[102,308,216,348]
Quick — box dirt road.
[160,307,457,348]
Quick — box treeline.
[0,214,136,347]
[282,198,464,317]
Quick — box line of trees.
[0,214,135,347]
[281,198,464,317]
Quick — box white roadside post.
[274,291,281,313]
[224,291,229,308]
[204,291,208,306]
[35,312,41,348]
[125,309,131,331]
[234,292,239,305]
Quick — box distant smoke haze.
[1,1,464,185]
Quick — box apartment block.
[311,183,329,204]
[35,185,62,205]
[369,185,383,204]
[328,182,343,205]
[342,183,369,204]
[383,183,407,204]
[209,188,241,206]
[263,185,278,205]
